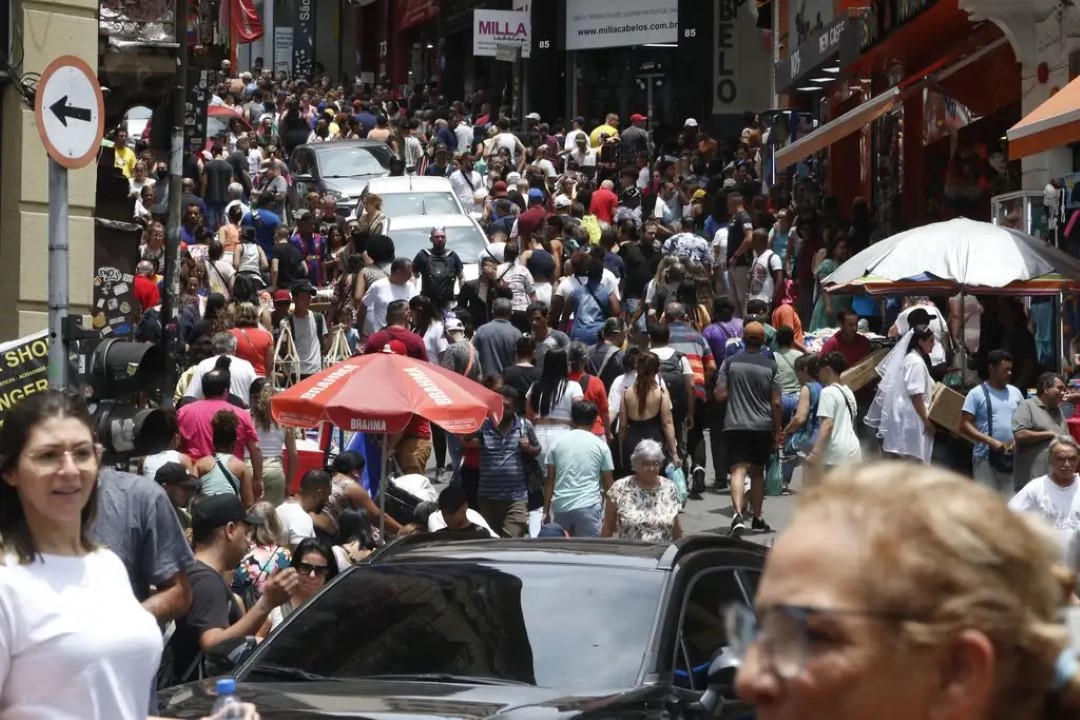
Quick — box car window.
[674,569,745,688]
[245,562,664,689]
[380,192,462,217]
[388,225,487,263]
[293,149,313,176]
[317,145,393,178]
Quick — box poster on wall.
[274,26,293,75]
[0,330,49,427]
[473,10,532,58]
[293,0,314,78]
[184,68,209,154]
[565,0,677,51]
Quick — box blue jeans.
[552,503,603,537]
[625,297,647,332]
[446,432,463,483]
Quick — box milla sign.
[473,9,532,58]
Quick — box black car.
[158,534,765,719]
[287,139,394,219]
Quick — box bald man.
[589,178,619,224]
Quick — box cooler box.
[1068,416,1080,446]
[289,438,325,496]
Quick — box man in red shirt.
[589,179,619,225]
[133,260,161,312]
[363,300,429,360]
[513,189,549,250]
[567,341,611,440]
[819,307,872,367]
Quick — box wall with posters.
[565,0,678,51]
[0,331,49,424]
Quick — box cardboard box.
[840,348,890,392]
[929,382,967,436]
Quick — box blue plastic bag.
[665,463,688,506]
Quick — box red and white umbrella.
[271,352,503,434]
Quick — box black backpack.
[422,249,457,302]
[657,350,689,422]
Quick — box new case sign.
[473,10,532,58]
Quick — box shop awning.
[773,87,901,172]
[1007,75,1080,160]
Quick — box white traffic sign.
[34,55,104,170]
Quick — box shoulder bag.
[981,383,1014,474]
[518,421,545,510]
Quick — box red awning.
[397,0,438,30]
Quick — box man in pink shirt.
[177,360,263,490]
[589,179,619,224]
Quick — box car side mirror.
[203,636,259,677]
[696,650,739,717]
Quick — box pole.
[47,159,69,388]
[161,0,190,404]
[379,431,389,537]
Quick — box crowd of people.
[6,61,1080,720]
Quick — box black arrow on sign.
[49,95,92,127]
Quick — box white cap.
[554,194,571,209]
[684,118,699,127]
[525,112,541,121]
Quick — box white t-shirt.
[275,501,315,546]
[564,129,588,151]
[423,321,449,362]
[184,353,258,405]
[142,448,183,478]
[292,312,323,375]
[1010,474,1080,558]
[555,271,622,302]
[0,550,163,720]
[712,226,730,265]
[362,278,419,332]
[567,148,597,168]
[449,169,484,211]
[493,132,521,163]
[531,158,557,178]
[817,383,863,466]
[529,381,585,421]
[748,249,784,304]
[455,124,474,154]
[893,304,949,365]
[427,508,498,537]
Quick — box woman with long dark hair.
[526,348,583,456]
[618,353,679,469]
[314,451,400,540]
[259,537,338,636]
[331,508,379,572]
[410,295,447,362]
[675,279,711,333]
[0,390,163,718]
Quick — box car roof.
[386,214,481,231]
[367,535,767,571]
[365,176,455,194]
[302,139,388,153]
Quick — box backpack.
[715,321,745,364]
[656,350,689,421]
[421,249,457,302]
[576,373,593,395]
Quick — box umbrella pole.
[959,290,967,385]
[379,432,388,538]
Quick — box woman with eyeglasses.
[0,390,163,718]
[259,538,338,636]
[729,462,1080,719]
[601,439,683,541]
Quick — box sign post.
[33,55,105,389]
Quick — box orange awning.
[1007,76,1080,159]
[774,87,900,172]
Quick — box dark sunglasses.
[296,562,331,577]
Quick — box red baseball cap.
[492,180,508,196]
[273,290,292,304]
[630,113,648,122]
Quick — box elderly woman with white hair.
[601,439,683,542]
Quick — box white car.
[352,176,466,219]
[385,214,492,286]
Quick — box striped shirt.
[477,416,539,501]
[667,322,716,402]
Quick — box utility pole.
[161,0,189,405]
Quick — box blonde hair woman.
[356,194,386,237]
[730,461,1080,719]
[248,378,296,506]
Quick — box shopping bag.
[665,462,688,506]
[765,451,784,497]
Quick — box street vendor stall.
[270,349,503,534]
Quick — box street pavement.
[680,461,803,547]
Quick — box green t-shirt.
[544,429,614,513]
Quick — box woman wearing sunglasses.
[0,390,163,718]
[728,462,1080,719]
[260,537,338,637]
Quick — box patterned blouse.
[233,544,291,600]
[606,476,681,542]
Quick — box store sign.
[713,0,772,114]
[565,0,678,51]
[274,26,293,74]
[0,331,49,427]
[293,0,314,78]
[473,10,532,58]
[775,15,858,90]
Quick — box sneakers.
[729,513,746,537]
[751,516,773,533]
[691,466,706,495]
[434,468,445,484]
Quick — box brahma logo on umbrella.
[403,367,454,406]
[300,365,359,400]
[349,418,388,432]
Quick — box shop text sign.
[565,0,677,51]
[473,10,531,58]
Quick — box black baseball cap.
[292,281,317,296]
[191,494,263,533]
[155,461,200,489]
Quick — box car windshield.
[317,145,393,177]
[244,562,664,689]
[389,225,488,263]
[379,192,462,217]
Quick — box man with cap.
[413,226,465,312]
[287,282,329,380]
[621,114,650,161]
[714,320,782,538]
[511,188,549,251]
[169,495,299,685]
[155,462,201,529]
[564,134,598,179]
[564,116,588,151]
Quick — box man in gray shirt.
[528,300,570,373]
[714,321,781,538]
[472,298,521,377]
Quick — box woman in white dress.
[865,326,937,463]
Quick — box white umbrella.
[824,217,1080,290]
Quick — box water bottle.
[211,677,244,719]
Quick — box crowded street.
[8,0,1080,718]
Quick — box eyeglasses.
[23,444,102,473]
[724,603,915,679]
[296,562,331,578]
